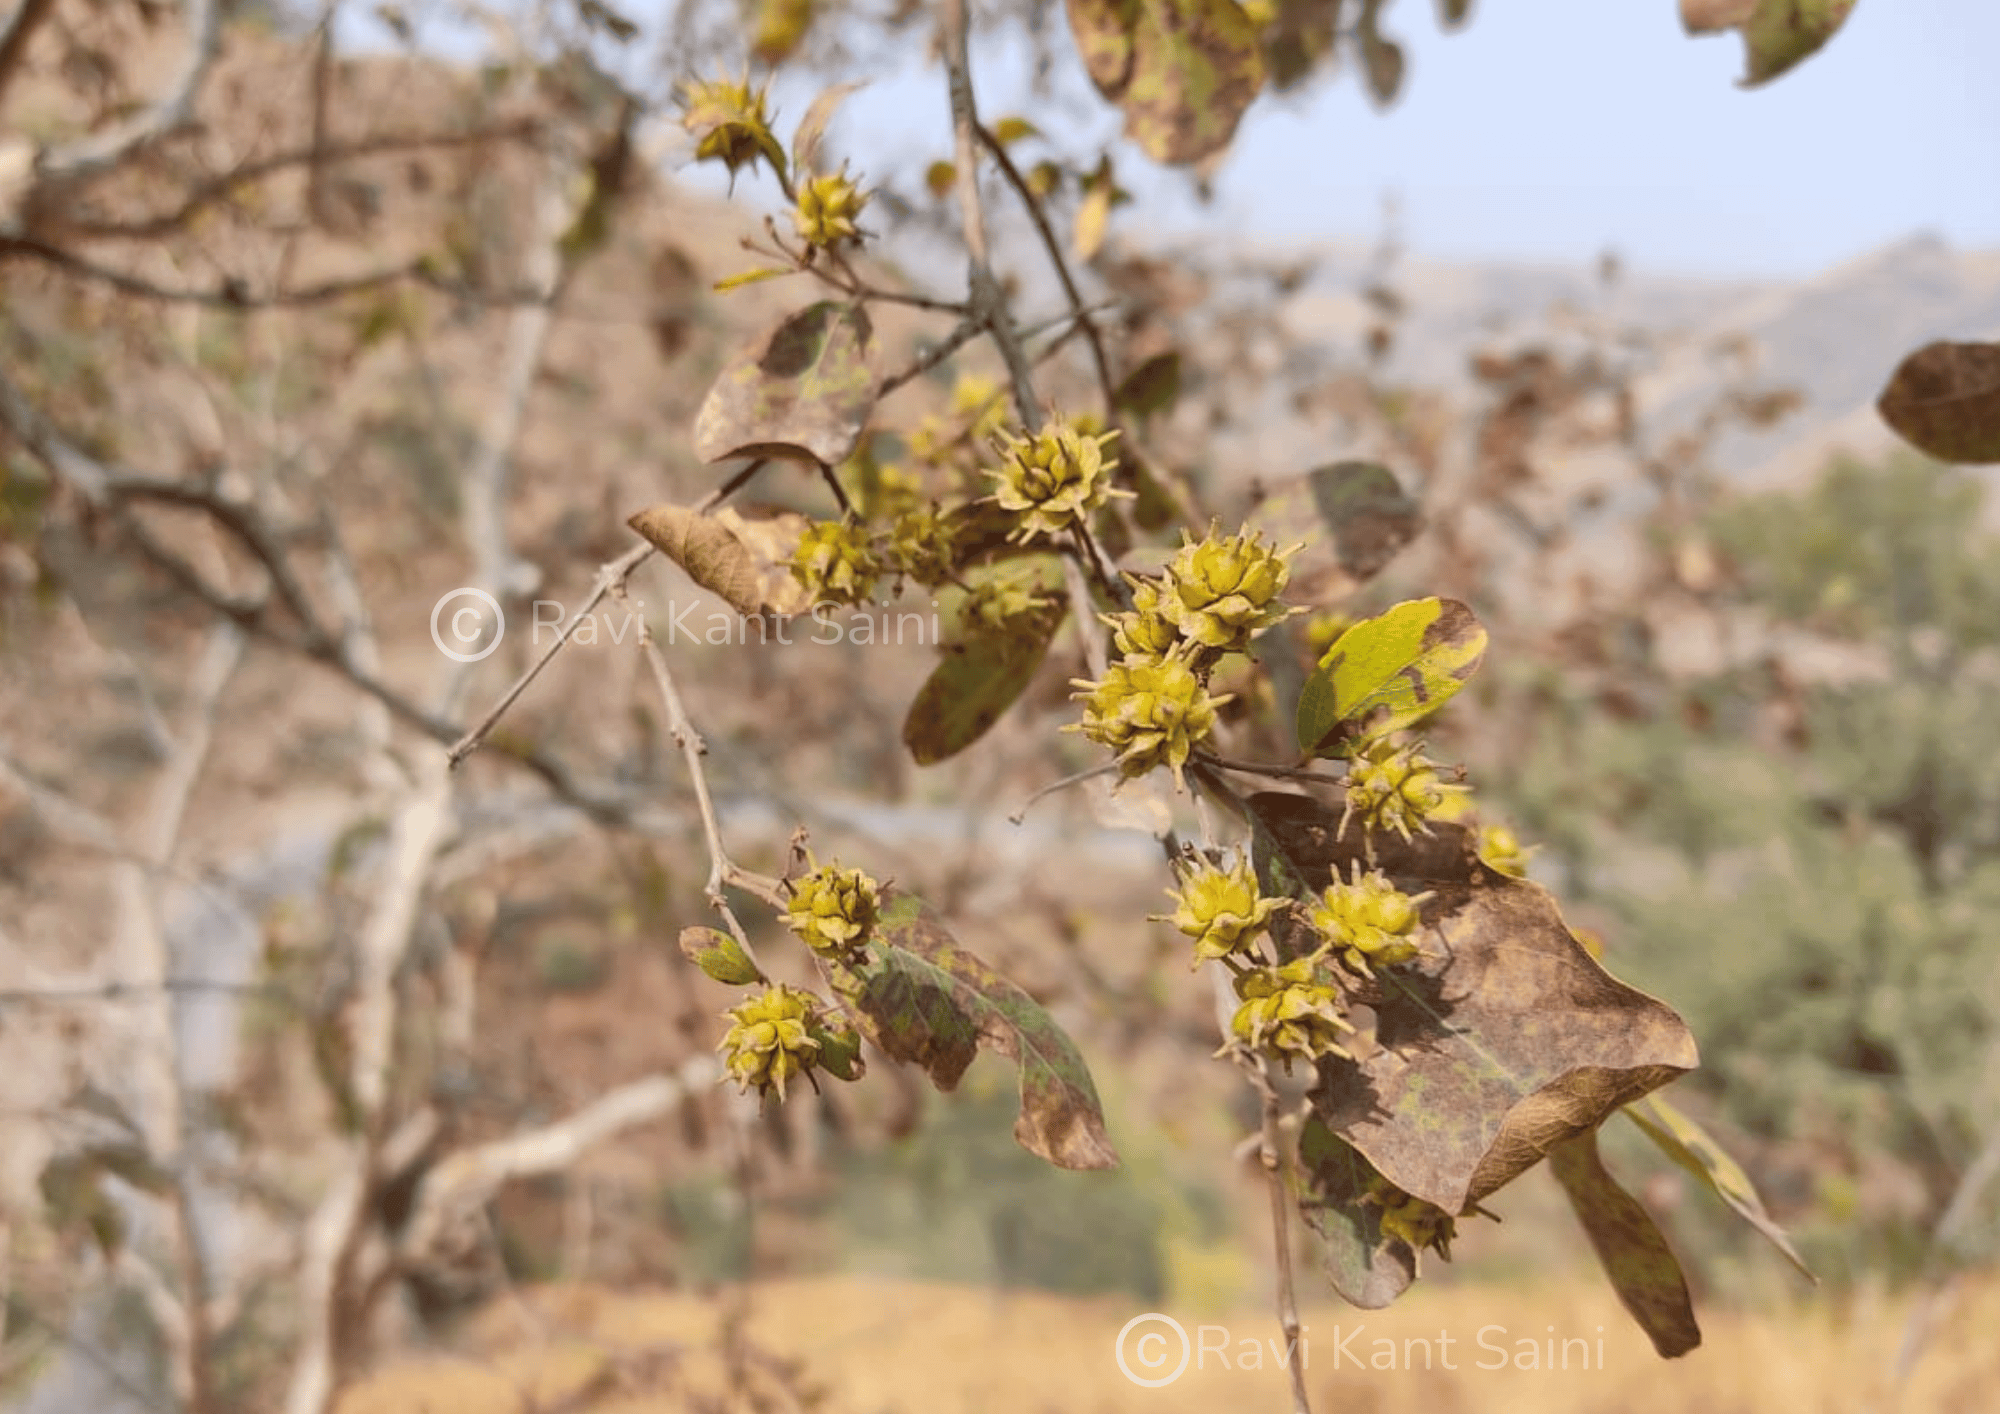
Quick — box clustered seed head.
[1477,822,1534,878]
[718,984,822,1099]
[1103,578,1181,660]
[791,519,882,606]
[679,74,784,179]
[887,508,957,587]
[1154,855,1283,967]
[987,417,1126,543]
[1311,864,1430,974]
[963,571,1059,637]
[1363,1171,1458,1262]
[1157,521,1300,652]
[1228,957,1354,1069]
[1067,643,1231,790]
[793,168,868,248]
[1342,739,1461,842]
[785,862,880,961]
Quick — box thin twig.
[938,0,1040,423]
[1008,762,1120,825]
[975,122,1118,412]
[446,542,654,765]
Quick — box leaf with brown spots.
[1297,1116,1419,1309]
[627,504,812,618]
[693,302,880,466]
[829,889,1119,1170]
[1684,0,1855,86]
[1295,596,1486,758]
[903,574,1067,765]
[1243,461,1423,610]
[1065,0,1266,165]
[1549,1128,1702,1357]
[1245,791,1699,1216]
[1876,340,2000,465]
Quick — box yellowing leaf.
[712,265,797,292]
[693,302,880,466]
[991,116,1041,144]
[1073,170,1114,261]
[751,0,814,65]
[1295,596,1486,757]
[1549,1129,1702,1358]
[924,159,957,199]
[1623,1092,1816,1282]
[1064,0,1266,165]
[1876,340,2000,465]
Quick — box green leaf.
[1548,1128,1702,1358]
[693,301,880,466]
[1875,340,2000,466]
[1113,350,1182,419]
[1248,791,1699,1216]
[809,1014,866,1081]
[1295,596,1487,758]
[1623,1092,1816,1282]
[1296,1117,1419,1309]
[1064,0,1266,165]
[678,925,764,986]
[1738,0,1857,86]
[903,574,1067,765]
[830,890,1119,1170]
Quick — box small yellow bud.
[793,167,868,248]
[1227,956,1353,1070]
[1342,739,1466,842]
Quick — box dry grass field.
[334,1272,1999,1414]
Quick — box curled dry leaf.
[626,503,812,617]
[1247,791,1699,1218]
[1876,340,2000,465]
[792,79,866,175]
[694,302,881,466]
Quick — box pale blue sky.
[355,0,2000,281]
